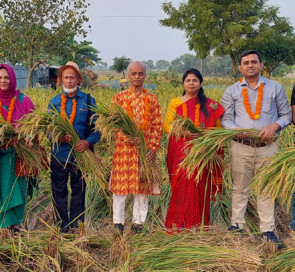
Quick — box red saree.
[165,97,224,230]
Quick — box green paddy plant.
[92,101,162,190]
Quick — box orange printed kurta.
[110,89,163,195]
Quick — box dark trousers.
[50,157,86,231]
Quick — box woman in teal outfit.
[0,64,35,232]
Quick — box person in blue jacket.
[48,61,100,233]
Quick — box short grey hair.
[127,61,146,73]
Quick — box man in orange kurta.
[110,61,163,234]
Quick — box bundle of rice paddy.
[92,101,161,188]
[180,128,273,182]
[17,108,107,191]
[130,228,262,271]
[0,227,110,271]
[168,113,203,139]
[0,116,49,175]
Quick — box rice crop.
[0,76,293,271]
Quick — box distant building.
[7,62,59,90]
[35,64,60,89]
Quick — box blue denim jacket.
[48,89,100,162]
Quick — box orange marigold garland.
[0,97,16,124]
[60,93,77,125]
[182,102,200,127]
[126,89,150,130]
[240,78,264,120]
[7,97,16,124]
[182,103,188,119]
[194,103,200,127]
[69,99,77,124]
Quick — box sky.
[84,0,295,66]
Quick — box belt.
[233,138,268,148]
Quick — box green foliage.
[170,53,201,73]
[163,67,182,87]
[161,0,264,77]
[206,55,233,76]
[143,59,155,71]
[155,59,170,71]
[110,56,132,78]
[0,0,90,88]
[153,54,234,76]
[160,0,295,79]
[52,34,101,68]
[273,65,294,78]
[253,6,295,78]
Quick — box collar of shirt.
[240,76,266,91]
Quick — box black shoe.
[9,226,23,237]
[61,227,69,233]
[131,223,149,234]
[114,223,124,235]
[228,224,243,234]
[262,231,283,250]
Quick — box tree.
[0,0,90,88]
[110,56,132,78]
[143,60,155,71]
[155,60,170,71]
[53,34,101,68]
[206,56,232,76]
[93,60,108,71]
[160,0,265,79]
[253,7,295,78]
[170,53,201,73]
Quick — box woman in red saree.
[164,68,224,232]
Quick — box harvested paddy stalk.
[92,101,161,189]
[17,108,107,191]
[168,113,203,139]
[180,128,273,183]
[0,229,108,271]
[266,247,295,271]
[0,116,48,175]
[251,143,295,209]
[131,230,262,271]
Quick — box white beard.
[63,85,77,94]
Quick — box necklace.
[61,93,77,125]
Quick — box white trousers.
[113,194,148,225]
